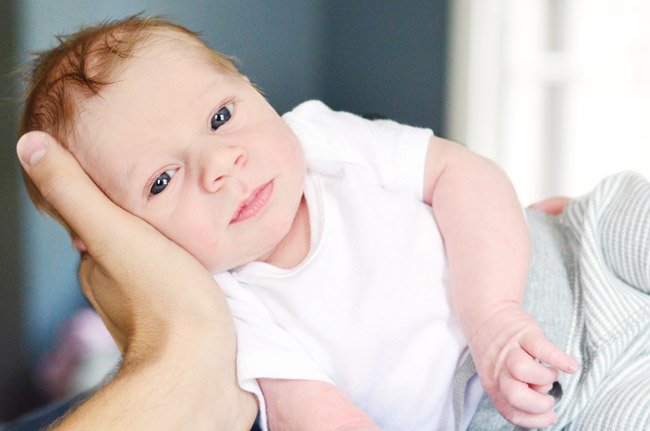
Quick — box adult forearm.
[52,332,257,431]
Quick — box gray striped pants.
[462,171,650,431]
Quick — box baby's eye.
[150,170,176,196]
[211,103,234,131]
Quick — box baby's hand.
[468,302,578,429]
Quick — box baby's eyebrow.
[125,161,139,186]
[124,157,150,199]
[122,142,158,194]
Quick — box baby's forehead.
[70,44,235,183]
[72,27,239,118]
[86,39,227,106]
[117,34,208,73]
[69,31,241,158]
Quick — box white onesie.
[215,101,481,431]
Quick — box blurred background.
[1,0,650,423]
[0,0,448,421]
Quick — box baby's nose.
[200,145,247,193]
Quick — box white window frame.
[447,0,650,204]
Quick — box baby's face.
[73,43,306,272]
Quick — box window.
[447,0,650,204]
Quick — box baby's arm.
[259,378,381,431]
[423,137,578,428]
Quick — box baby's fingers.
[507,348,558,386]
[521,332,578,374]
[499,370,555,415]
[496,401,558,429]
[529,383,554,394]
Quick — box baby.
[20,16,650,431]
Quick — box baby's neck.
[262,196,311,269]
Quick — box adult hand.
[17,131,257,430]
[529,197,571,215]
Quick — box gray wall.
[1,0,447,421]
[323,1,448,131]
[0,0,26,420]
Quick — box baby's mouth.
[230,180,274,224]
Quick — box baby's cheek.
[271,204,297,238]
[165,221,218,260]
[187,239,225,273]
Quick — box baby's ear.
[73,237,87,253]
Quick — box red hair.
[19,15,240,239]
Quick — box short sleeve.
[283,100,433,201]
[213,272,333,431]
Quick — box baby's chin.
[203,260,234,274]
[201,254,261,274]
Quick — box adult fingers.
[16,131,157,261]
[78,255,127,353]
[18,132,235,359]
[528,196,571,215]
[19,134,172,335]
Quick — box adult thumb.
[16,131,135,256]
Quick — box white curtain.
[447,0,650,204]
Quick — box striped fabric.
[461,171,650,431]
[556,171,650,430]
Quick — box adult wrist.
[118,326,256,431]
